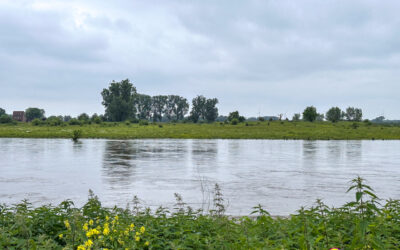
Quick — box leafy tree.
[345,107,363,122]
[0,108,5,116]
[46,116,63,126]
[316,113,324,121]
[25,107,45,122]
[326,107,342,122]
[292,113,301,121]
[190,96,219,123]
[190,95,207,123]
[91,113,102,124]
[0,114,12,123]
[302,106,317,122]
[78,113,89,121]
[101,79,137,121]
[227,111,245,123]
[204,98,219,122]
[165,95,189,121]
[135,94,152,120]
[63,115,72,122]
[151,95,167,122]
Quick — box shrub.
[230,118,238,125]
[0,114,13,124]
[139,120,149,126]
[72,129,82,141]
[31,118,42,126]
[69,118,81,125]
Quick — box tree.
[63,115,72,122]
[25,107,45,122]
[204,98,219,122]
[78,113,89,121]
[101,79,137,121]
[345,107,363,121]
[227,111,245,123]
[0,108,5,117]
[292,113,301,121]
[151,95,167,122]
[0,114,12,123]
[326,107,342,122]
[135,94,152,120]
[302,106,317,122]
[190,95,207,123]
[165,95,189,121]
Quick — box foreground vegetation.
[1,177,400,249]
[0,120,400,140]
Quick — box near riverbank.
[0,121,399,140]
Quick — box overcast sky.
[1,0,399,119]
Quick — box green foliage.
[228,111,245,123]
[25,107,45,122]
[0,108,5,116]
[231,118,239,125]
[72,129,82,141]
[0,114,13,124]
[101,79,137,122]
[69,118,81,125]
[345,107,363,122]
[46,116,63,126]
[1,178,400,249]
[303,106,318,122]
[326,107,342,122]
[292,113,301,121]
[151,95,168,122]
[31,118,42,126]
[139,120,149,126]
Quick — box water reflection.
[102,141,138,186]
[1,139,400,216]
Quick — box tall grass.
[1,177,400,249]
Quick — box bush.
[69,118,81,125]
[31,118,42,126]
[0,114,13,124]
[72,129,82,141]
[230,118,238,125]
[46,116,63,126]
[139,120,149,126]
[125,120,131,126]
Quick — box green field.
[0,121,399,140]
[1,177,399,249]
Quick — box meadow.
[1,177,400,249]
[0,120,400,140]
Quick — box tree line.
[101,79,219,122]
[299,106,363,122]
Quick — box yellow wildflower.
[118,238,124,245]
[77,245,86,250]
[145,241,150,246]
[115,215,119,220]
[103,227,110,235]
[106,215,109,221]
[130,223,135,230]
[85,239,93,247]
[58,234,63,239]
[140,226,145,234]
[135,231,140,236]
[64,220,71,230]
[89,219,94,226]
[135,236,140,242]
[83,223,89,231]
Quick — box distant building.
[13,111,26,122]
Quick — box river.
[1,138,399,215]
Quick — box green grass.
[1,177,400,249]
[0,121,400,140]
